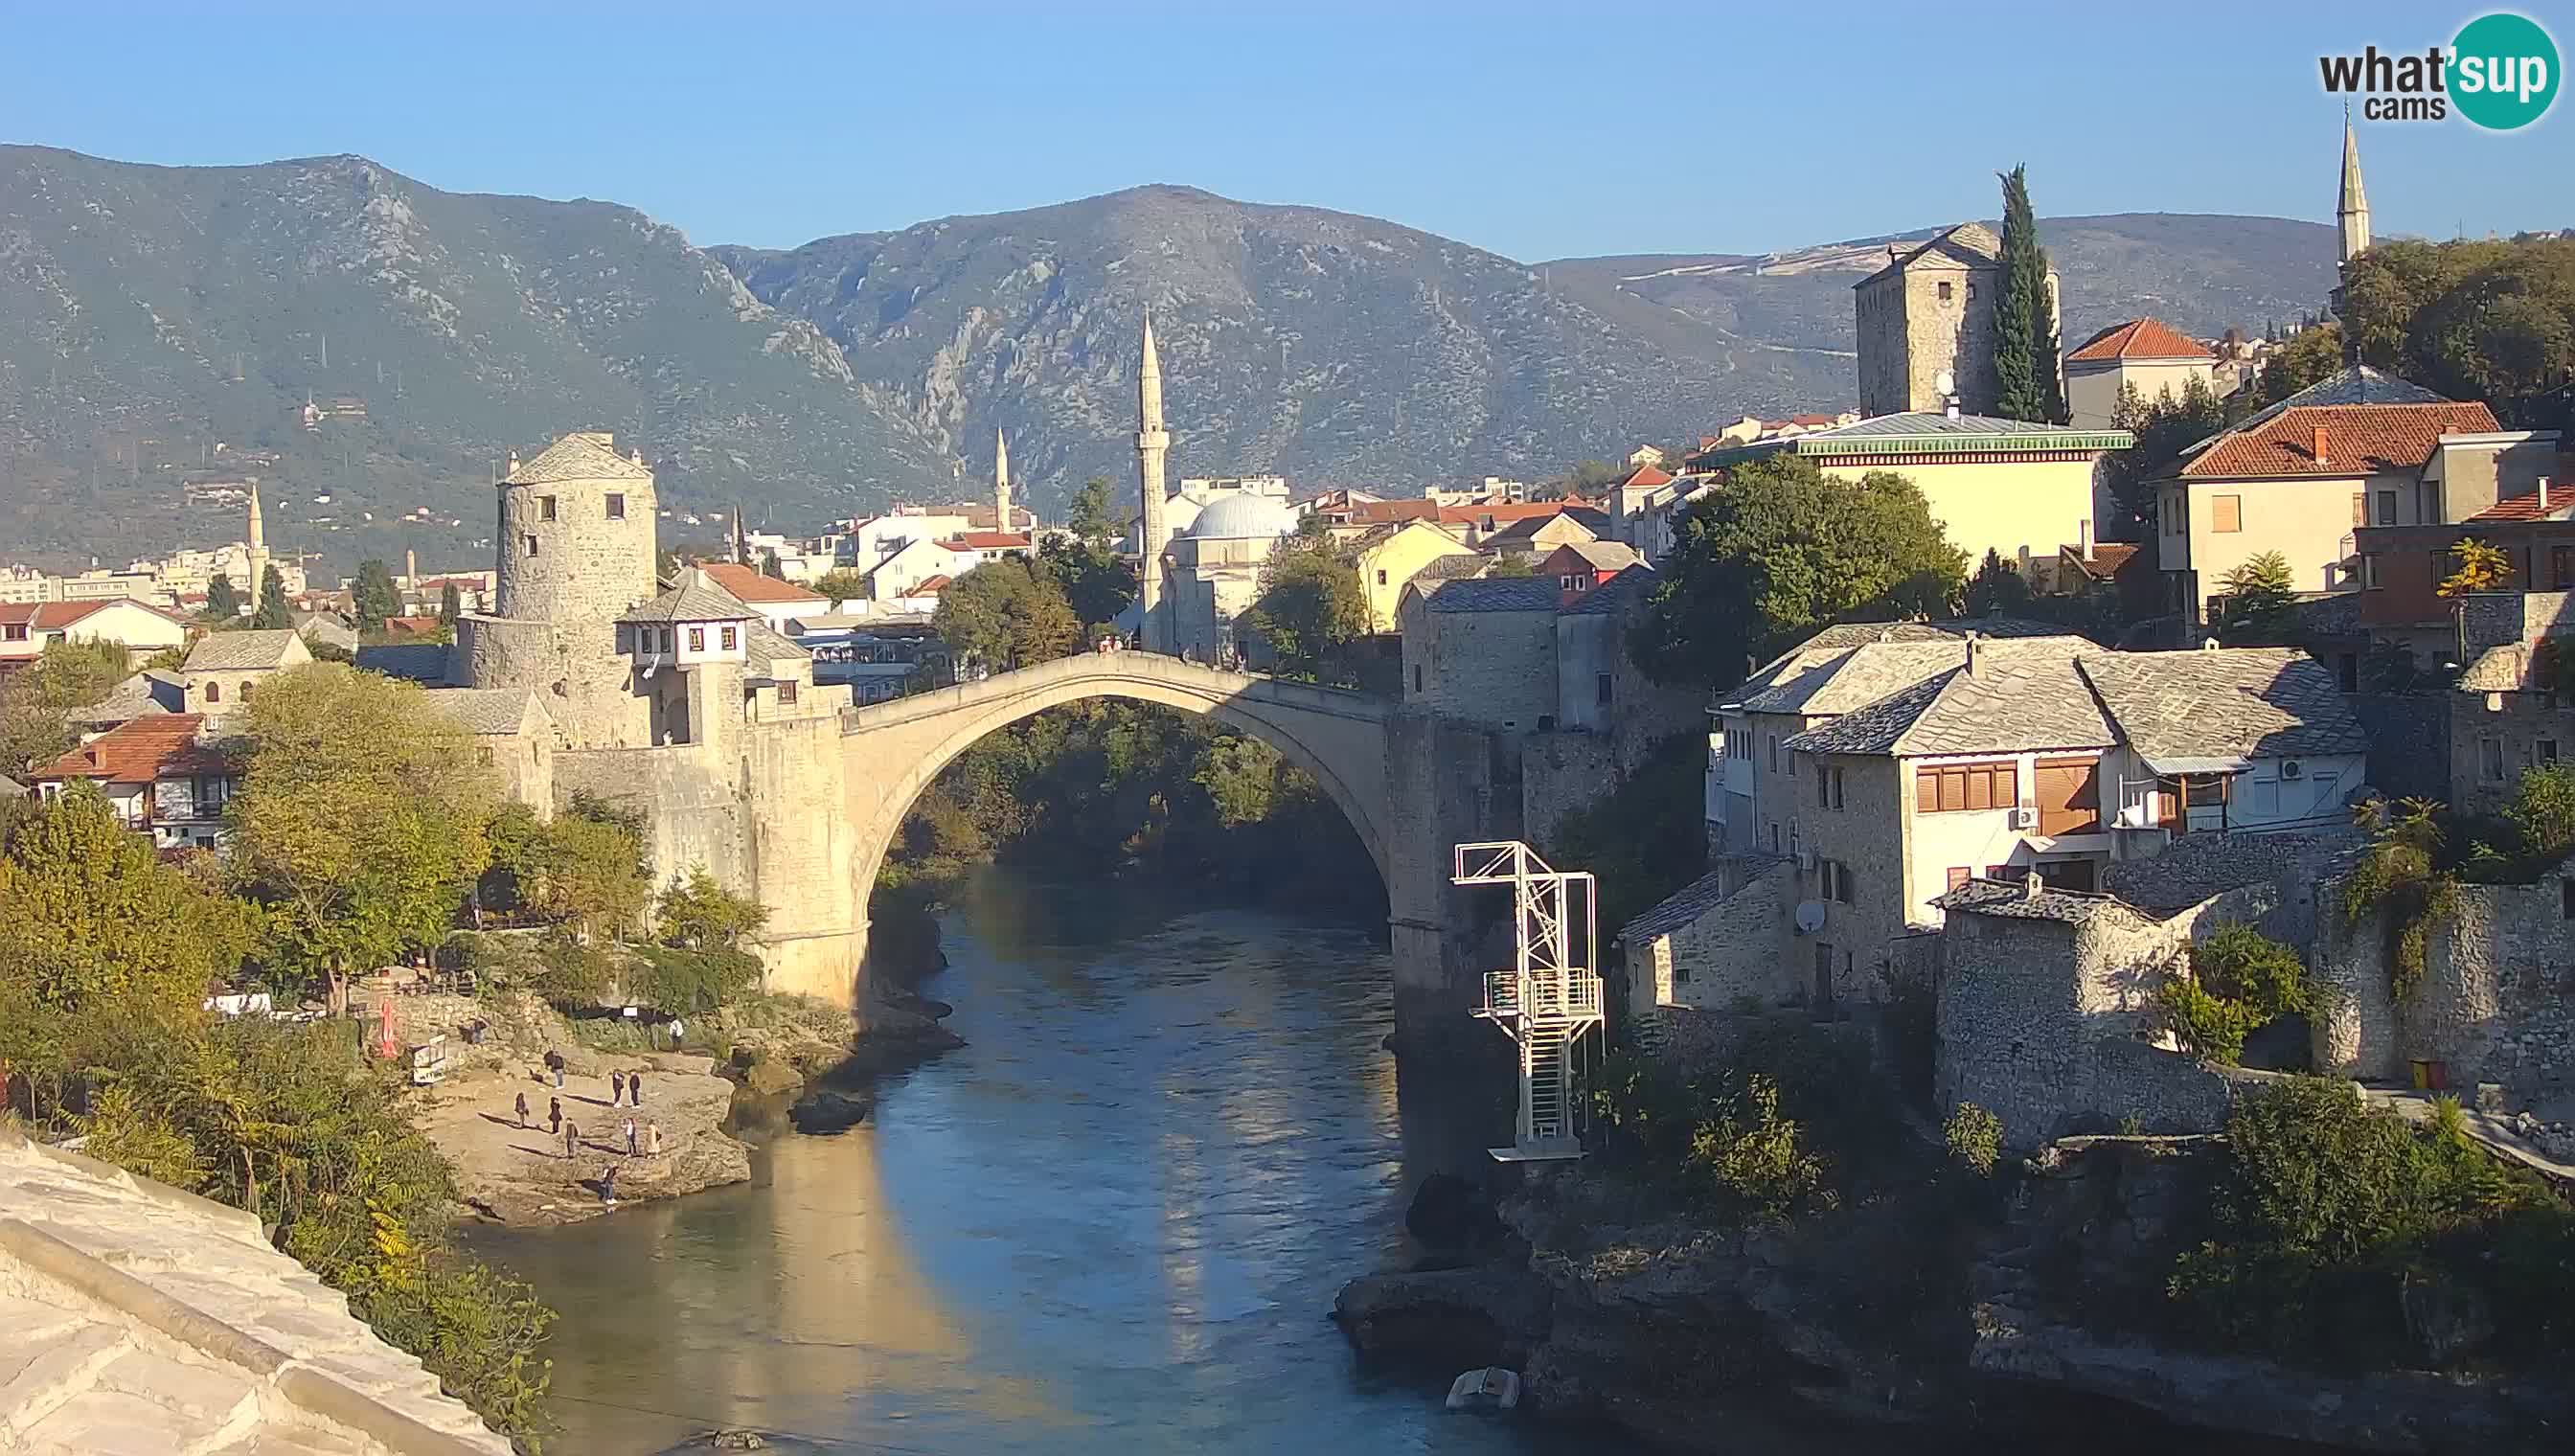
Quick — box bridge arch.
[836,654,1395,970]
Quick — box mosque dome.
[1182,492,1295,541]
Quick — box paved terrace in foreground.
[0,1126,510,1456]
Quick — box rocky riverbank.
[1333,1140,2575,1453]
[408,1048,751,1224]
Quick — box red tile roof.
[2066,317,2215,363]
[2182,402,2502,479]
[2464,473,2575,522]
[910,575,952,595]
[1620,464,1675,490]
[2061,540,2142,580]
[0,599,188,631]
[383,616,444,636]
[943,532,1032,551]
[1786,413,1843,427]
[699,561,828,604]
[33,714,224,785]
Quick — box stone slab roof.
[1560,563,1660,616]
[505,430,650,486]
[1857,222,2001,286]
[424,687,546,737]
[0,1126,512,1453]
[1619,854,1787,943]
[70,671,182,730]
[2104,825,2370,917]
[2077,647,2368,764]
[743,621,810,674]
[1734,631,2094,718]
[1787,650,2116,757]
[1932,876,2153,927]
[1425,577,1561,614]
[182,629,304,673]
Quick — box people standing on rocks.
[563,1120,580,1160]
[668,1018,685,1051]
[646,1122,662,1157]
[548,1097,562,1136]
[628,1071,643,1107]
[600,1163,619,1206]
[623,1116,638,1157]
[513,1092,529,1128]
[610,1069,626,1104]
[545,1050,565,1089]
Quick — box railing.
[1481,970,1603,1021]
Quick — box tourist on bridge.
[548,1097,562,1135]
[513,1092,529,1128]
[610,1069,625,1103]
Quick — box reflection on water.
[468,870,1584,1455]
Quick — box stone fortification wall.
[555,745,747,904]
[1407,608,1557,730]
[1521,729,1618,849]
[493,475,655,624]
[457,613,645,747]
[1381,708,1524,1047]
[737,710,863,1004]
[2315,878,2575,1100]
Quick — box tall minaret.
[244,482,269,615]
[2337,111,2371,268]
[993,427,1013,535]
[1135,312,1171,650]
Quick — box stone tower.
[243,483,269,613]
[2337,114,2371,267]
[1135,313,1172,650]
[457,431,658,747]
[993,427,1012,534]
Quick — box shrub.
[2155,977,2267,1065]
[628,945,763,1014]
[2191,922,2312,1019]
[1945,1102,2003,1176]
[1683,1075,1834,1225]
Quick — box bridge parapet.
[839,650,1392,736]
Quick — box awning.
[2142,755,2250,777]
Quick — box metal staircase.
[1455,841,1606,1162]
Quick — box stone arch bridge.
[742,652,1495,1045]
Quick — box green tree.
[483,801,651,942]
[812,568,871,610]
[1238,534,1368,682]
[224,665,497,1012]
[1963,548,2036,617]
[2102,375,2228,536]
[1630,455,1969,686]
[2504,763,2575,861]
[437,580,462,625]
[655,866,768,950]
[1993,165,2064,423]
[0,638,135,778]
[1485,553,1534,578]
[2214,551,2297,644]
[1066,476,1120,544]
[761,549,785,580]
[2437,538,2512,598]
[0,784,254,1015]
[250,562,291,629]
[933,558,1082,671]
[2256,323,2348,404]
[352,559,399,632]
[1037,533,1139,629]
[204,572,239,619]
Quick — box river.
[473,870,2007,1454]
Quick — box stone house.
[865,535,979,604]
[176,628,311,715]
[30,713,237,851]
[1477,507,1608,560]
[2453,638,2575,816]
[1539,539,1643,605]
[2155,368,2497,622]
[1689,413,2131,581]
[2314,856,2575,1107]
[1851,221,2056,419]
[425,687,556,814]
[1400,576,1561,729]
[2062,317,2221,430]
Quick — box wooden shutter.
[2034,758,2101,836]
[2353,492,2367,527]
[2211,495,2241,534]
[1946,866,1971,891]
[1917,769,1939,812]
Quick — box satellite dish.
[1792,900,1829,936]
[1934,369,1957,398]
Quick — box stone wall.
[2315,876,2575,1100]
[1381,708,1524,1047]
[1406,604,1558,730]
[1521,729,1618,849]
[2450,688,2575,818]
[493,472,656,625]
[457,612,647,749]
[1654,860,1794,1012]
[554,744,747,911]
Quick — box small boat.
[1444,1366,1521,1412]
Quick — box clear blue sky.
[3,1,2564,260]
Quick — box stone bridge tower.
[454,431,658,747]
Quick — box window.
[2542,739,2562,767]
[2034,758,2101,836]
[1376,569,1388,586]
[477,746,494,767]
[2211,495,2242,534]
[2564,877,2575,921]
[204,681,221,703]
[606,493,626,520]
[1561,575,1580,591]
[2554,546,2575,587]
[1816,764,1832,808]
[1818,859,1855,904]
[688,626,706,652]
[1413,665,1424,693]
[0,624,23,642]
[1812,943,1836,1006]
[524,535,539,557]
[239,681,254,702]
[720,626,738,651]
[2376,489,2397,525]
[1946,866,1971,892]
[1916,762,2016,813]
[1937,281,1953,302]
[2482,737,2506,782]
[2353,492,2368,528]
[2362,554,2382,589]
[1595,671,1613,707]
[540,495,558,522]
[1831,767,1846,809]
[780,680,800,706]
[658,626,673,654]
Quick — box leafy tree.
[812,568,871,610]
[1630,455,1969,687]
[0,784,254,1014]
[2336,237,2575,418]
[2214,551,2297,644]
[761,549,786,580]
[1066,476,1121,544]
[204,572,239,619]
[1192,734,1282,827]
[1564,460,1622,497]
[1037,533,1138,629]
[933,558,1081,671]
[1964,548,2036,617]
[1993,166,2064,423]
[1238,534,1368,682]
[0,638,135,778]
[437,580,461,625]
[655,866,768,950]
[2255,323,2348,404]
[2503,763,2575,861]
[1485,553,1534,578]
[250,562,291,629]
[224,664,497,1012]
[2437,538,2512,598]
[352,558,399,632]
[140,644,189,673]
[2103,375,2230,536]
[483,801,650,942]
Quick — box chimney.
[2022,868,2045,901]
[1964,630,1983,678]
[2542,476,2554,512]
[2078,517,2095,557]
[2312,423,2331,466]
[1946,397,1962,421]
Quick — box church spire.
[2337,108,2371,267]
[1134,311,1172,651]
[993,427,1012,534]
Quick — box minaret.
[993,427,1013,535]
[1134,312,1171,650]
[244,482,269,616]
[2337,110,2371,267]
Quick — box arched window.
[205,681,221,704]
[240,681,256,702]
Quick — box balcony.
[1480,970,1602,1022]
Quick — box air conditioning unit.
[2009,806,2039,830]
[1795,848,1817,873]
[2281,760,2304,780]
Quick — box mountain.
[0,147,2341,570]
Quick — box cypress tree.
[1993,166,2065,422]
[206,572,239,619]
[251,564,291,629]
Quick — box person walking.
[545,1050,564,1089]
[623,1116,638,1157]
[562,1120,580,1160]
[610,1069,626,1104]
[645,1122,663,1157]
[513,1092,529,1128]
[628,1071,644,1107]
[548,1097,562,1136]
[667,1018,685,1052]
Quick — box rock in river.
[787,1085,876,1134]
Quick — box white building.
[1162,492,1300,664]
